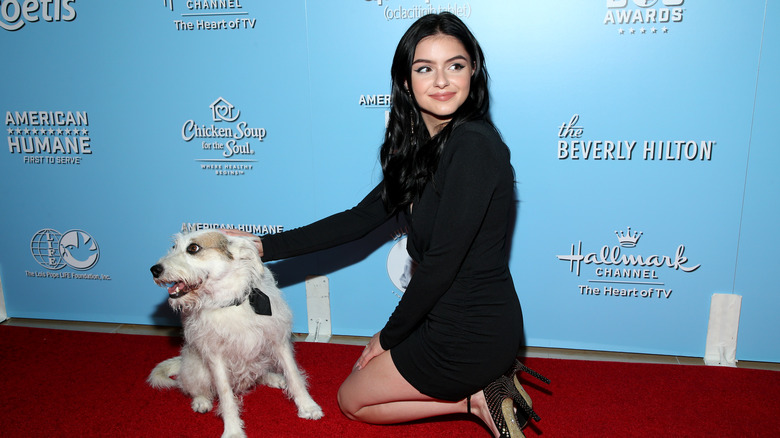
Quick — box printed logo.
[556,227,700,300]
[180,97,266,176]
[0,0,77,31]
[211,97,240,122]
[359,92,392,127]
[386,231,413,298]
[27,228,111,281]
[557,114,716,161]
[31,229,99,270]
[162,0,257,31]
[6,110,92,165]
[366,0,472,22]
[615,226,642,248]
[181,222,284,235]
[604,0,685,35]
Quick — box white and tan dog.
[148,230,322,438]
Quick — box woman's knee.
[337,381,361,421]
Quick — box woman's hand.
[356,332,386,370]
[220,229,263,258]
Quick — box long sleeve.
[261,183,393,262]
[379,123,511,350]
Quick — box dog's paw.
[191,396,213,413]
[297,402,324,420]
[262,372,287,389]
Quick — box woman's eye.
[414,66,432,74]
[449,63,466,71]
[186,243,201,255]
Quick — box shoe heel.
[485,374,533,438]
[506,359,551,411]
[503,359,548,429]
[513,375,533,409]
[507,359,551,385]
[501,396,526,438]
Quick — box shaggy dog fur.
[148,230,322,438]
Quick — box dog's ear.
[216,236,234,260]
[231,236,261,263]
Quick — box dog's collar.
[229,287,272,316]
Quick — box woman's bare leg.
[337,349,499,436]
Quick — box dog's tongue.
[168,282,186,295]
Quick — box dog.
[148,230,323,438]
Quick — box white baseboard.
[0,274,7,322]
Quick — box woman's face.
[409,34,473,136]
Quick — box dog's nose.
[150,264,164,278]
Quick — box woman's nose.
[434,70,450,87]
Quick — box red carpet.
[1,325,779,437]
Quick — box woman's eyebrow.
[412,55,469,65]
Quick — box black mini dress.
[262,119,523,401]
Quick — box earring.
[409,110,417,146]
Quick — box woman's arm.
[227,183,392,262]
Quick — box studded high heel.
[506,359,550,387]
[481,374,541,438]
[504,359,549,428]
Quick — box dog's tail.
[147,356,182,389]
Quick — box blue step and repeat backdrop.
[1,1,778,362]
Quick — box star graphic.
[81,128,89,136]
[6,127,13,134]
[48,128,55,135]
[31,128,38,135]
[57,128,63,135]
[640,27,647,34]
[629,28,636,34]
[64,128,72,136]
[662,26,669,33]
[23,128,30,135]
[15,128,22,135]
[618,28,625,35]
[651,27,658,33]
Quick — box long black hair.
[380,12,492,214]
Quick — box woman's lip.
[429,92,456,101]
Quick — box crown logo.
[615,226,643,248]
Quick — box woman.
[227,12,546,437]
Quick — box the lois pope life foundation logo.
[30,228,100,271]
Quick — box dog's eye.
[186,243,201,255]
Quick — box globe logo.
[30,229,67,270]
[30,228,100,271]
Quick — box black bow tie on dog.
[230,287,272,316]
